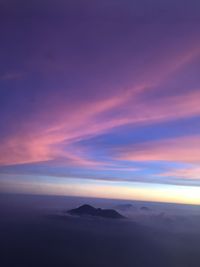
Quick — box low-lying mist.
[0,193,200,267]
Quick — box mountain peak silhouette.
[68,204,125,219]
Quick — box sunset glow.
[0,0,200,205]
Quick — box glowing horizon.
[0,174,200,206]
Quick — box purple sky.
[0,0,200,204]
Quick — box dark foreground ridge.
[68,204,125,219]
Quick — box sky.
[0,0,200,205]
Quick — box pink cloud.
[158,166,200,180]
[1,42,200,168]
[117,136,200,164]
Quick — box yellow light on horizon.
[1,174,200,206]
